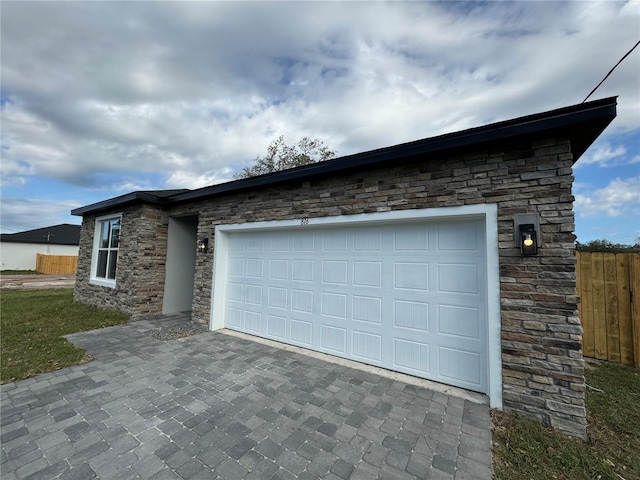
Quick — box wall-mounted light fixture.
[513,213,540,256]
[519,224,538,256]
[197,236,209,254]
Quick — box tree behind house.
[235,136,336,179]
[576,238,640,253]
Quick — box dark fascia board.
[72,97,617,216]
[71,189,189,216]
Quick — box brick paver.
[1,313,492,479]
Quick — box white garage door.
[222,219,488,393]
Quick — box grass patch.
[1,289,129,383]
[1,270,40,275]
[493,361,640,480]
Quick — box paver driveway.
[1,314,492,479]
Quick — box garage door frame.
[210,204,502,408]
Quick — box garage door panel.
[438,346,483,387]
[223,219,488,394]
[246,236,264,252]
[226,307,243,328]
[394,338,430,374]
[323,230,348,251]
[291,289,313,313]
[353,295,383,324]
[244,284,263,305]
[246,258,264,277]
[293,232,314,251]
[438,263,479,294]
[438,304,481,339]
[268,287,288,310]
[229,258,244,276]
[269,232,290,252]
[322,260,348,284]
[353,261,383,287]
[244,311,261,333]
[321,292,348,319]
[394,262,430,290]
[227,282,244,302]
[354,228,383,250]
[291,318,313,346]
[393,299,430,332]
[352,331,382,362]
[269,259,289,280]
[321,325,347,354]
[437,223,479,251]
[267,314,287,340]
[394,225,430,251]
[292,260,314,282]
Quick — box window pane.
[100,222,110,248]
[110,220,121,248]
[97,251,108,278]
[107,251,118,280]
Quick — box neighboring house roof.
[0,224,81,246]
[71,96,617,217]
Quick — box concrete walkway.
[0,274,75,290]
[1,314,492,479]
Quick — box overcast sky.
[2,1,639,243]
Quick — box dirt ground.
[0,273,76,289]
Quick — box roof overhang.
[72,97,617,216]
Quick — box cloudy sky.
[2,1,639,243]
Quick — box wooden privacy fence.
[577,251,640,367]
[36,254,78,275]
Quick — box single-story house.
[0,223,81,271]
[72,97,617,438]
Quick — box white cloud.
[574,177,640,218]
[577,143,628,167]
[0,198,82,232]
[166,169,235,190]
[0,0,638,233]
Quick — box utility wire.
[582,40,640,103]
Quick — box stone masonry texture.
[74,136,587,437]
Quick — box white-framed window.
[90,214,121,288]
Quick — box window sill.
[90,278,116,289]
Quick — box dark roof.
[0,224,81,245]
[72,97,617,216]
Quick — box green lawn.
[1,289,129,383]
[0,270,40,275]
[493,361,640,480]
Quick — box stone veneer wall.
[74,204,170,316]
[74,136,586,437]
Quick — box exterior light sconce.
[197,236,209,254]
[519,224,538,256]
[513,213,540,256]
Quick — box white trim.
[484,205,502,408]
[210,204,502,408]
[89,212,122,289]
[214,204,493,232]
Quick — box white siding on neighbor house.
[0,243,79,270]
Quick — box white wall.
[162,216,198,313]
[0,243,79,270]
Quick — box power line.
[582,40,640,103]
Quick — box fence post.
[631,253,640,368]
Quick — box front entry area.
[163,215,198,314]
[211,206,501,403]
